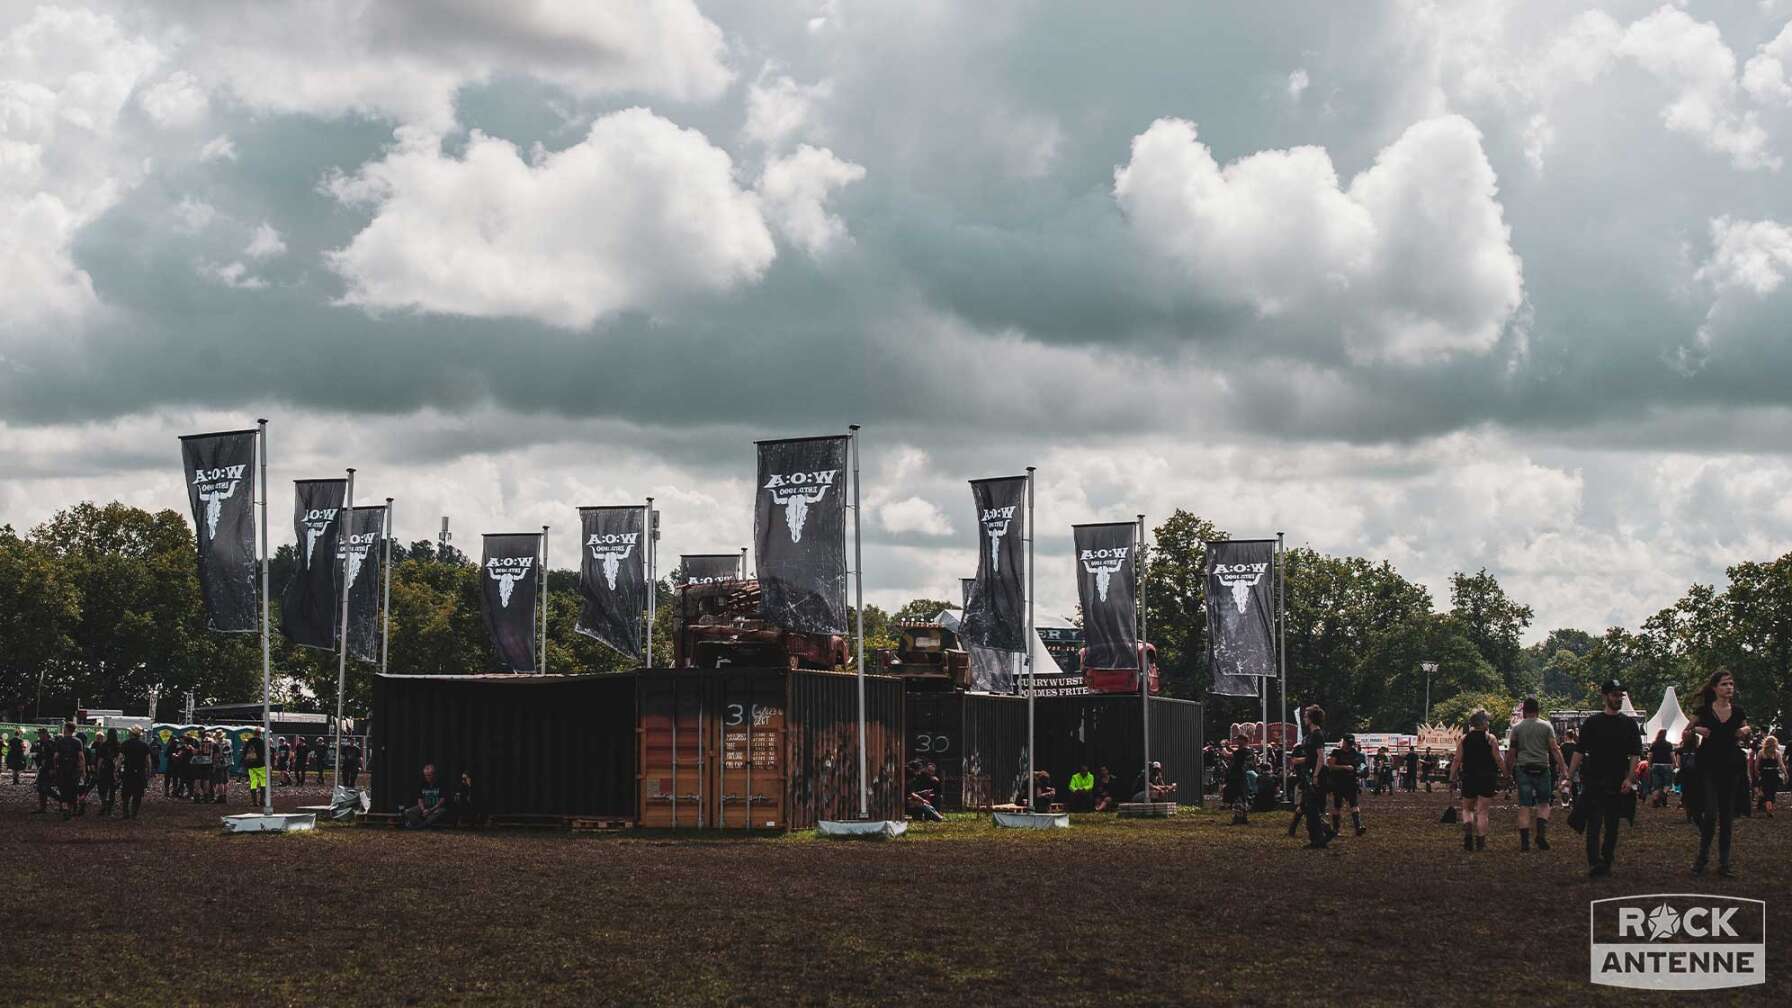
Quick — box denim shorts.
[1650,764,1674,792]
[1516,767,1552,807]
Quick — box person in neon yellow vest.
[1069,765,1094,811]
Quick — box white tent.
[1643,685,1689,743]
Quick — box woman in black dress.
[1755,736,1782,817]
[1691,668,1749,876]
[1451,710,1501,851]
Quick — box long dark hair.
[1695,668,1736,716]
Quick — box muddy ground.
[1,777,1786,1006]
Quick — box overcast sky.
[8,1,1792,638]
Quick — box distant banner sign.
[337,506,385,663]
[480,533,541,673]
[754,435,849,634]
[1015,673,1091,699]
[961,476,1026,652]
[280,479,346,650]
[1037,625,1085,677]
[179,429,259,632]
[1205,539,1276,697]
[576,506,647,660]
[1073,523,1138,671]
[679,554,739,587]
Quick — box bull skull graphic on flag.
[981,506,1015,574]
[587,534,637,591]
[765,470,837,543]
[488,557,533,608]
[1214,562,1269,614]
[192,466,246,541]
[1081,547,1128,602]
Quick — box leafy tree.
[1430,688,1520,729]
[0,526,79,719]
[1449,569,1534,694]
[1141,509,1224,702]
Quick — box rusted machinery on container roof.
[673,579,848,671]
[875,620,972,690]
[1081,641,1162,695]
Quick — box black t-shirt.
[120,738,151,775]
[242,738,265,768]
[911,772,939,798]
[1577,713,1642,787]
[417,777,443,808]
[1694,705,1747,772]
[1327,747,1356,783]
[1298,732,1327,787]
[1649,740,1676,765]
[52,736,82,774]
[1403,751,1418,771]
[342,744,362,768]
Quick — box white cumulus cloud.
[1113,114,1524,363]
[757,144,866,257]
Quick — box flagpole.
[1025,467,1036,811]
[1138,514,1149,807]
[539,525,549,675]
[739,546,747,581]
[257,419,273,816]
[849,425,867,819]
[1277,530,1288,791]
[645,498,655,667]
[381,498,393,676]
[333,467,355,795]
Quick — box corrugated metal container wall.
[714,670,790,829]
[905,692,961,807]
[371,675,636,818]
[960,693,1029,809]
[1033,695,1202,807]
[787,670,905,828]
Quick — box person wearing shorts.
[209,732,231,804]
[1506,697,1566,851]
[1452,710,1500,851]
[242,730,268,807]
[1646,729,1678,808]
[1327,735,1366,837]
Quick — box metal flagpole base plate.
[817,819,907,839]
[222,812,316,834]
[993,811,1070,829]
[1117,802,1177,818]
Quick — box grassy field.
[1,777,1787,1006]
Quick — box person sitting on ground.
[906,759,944,822]
[402,763,448,829]
[1069,765,1095,812]
[450,768,483,828]
[1092,766,1118,812]
[1132,761,1176,803]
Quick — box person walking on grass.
[1451,710,1500,851]
[242,729,267,808]
[1326,735,1365,837]
[50,723,85,820]
[1755,736,1782,817]
[93,728,120,817]
[1294,705,1333,850]
[120,727,150,819]
[6,733,24,784]
[1564,679,1642,878]
[1505,697,1566,852]
[1691,668,1750,877]
[1646,729,1678,809]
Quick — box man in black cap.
[1565,679,1642,877]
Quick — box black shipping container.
[371,674,636,819]
[905,692,1029,810]
[638,668,905,830]
[1035,694,1203,807]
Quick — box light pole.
[1420,661,1438,726]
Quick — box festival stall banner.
[179,430,259,632]
[280,479,346,650]
[480,533,541,673]
[679,554,739,587]
[1073,523,1139,671]
[337,506,385,663]
[754,435,849,634]
[575,506,647,660]
[961,476,1027,652]
[1205,539,1277,697]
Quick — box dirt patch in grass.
[2,779,1787,1006]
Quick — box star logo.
[1646,902,1680,941]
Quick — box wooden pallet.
[570,817,634,833]
[1117,802,1177,819]
[486,814,570,830]
[358,812,400,828]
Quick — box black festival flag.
[179,430,259,632]
[337,506,386,663]
[754,436,849,634]
[280,479,346,650]
[961,476,1027,651]
[679,554,740,587]
[480,533,541,673]
[1073,523,1139,671]
[575,506,647,660]
[1205,539,1276,697]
